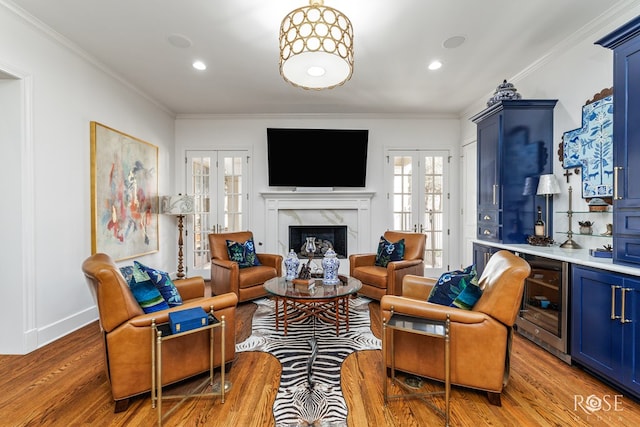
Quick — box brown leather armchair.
[82,253,237,412]
[349,231,426,300]
[380,250,530,406]
[208,231,283,303]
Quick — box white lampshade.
[536,174,561,195]
[161,195,195,215]
[279,0,354,90]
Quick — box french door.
[387,150,450,277]
[185,150,250,277]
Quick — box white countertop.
[474,240,640,277]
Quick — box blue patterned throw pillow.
[226,238,261,269]
[427,264,479,308]
[134,261,183,307]
[450,280,483,310]
[121,264,169,313]
[374,236,405,267]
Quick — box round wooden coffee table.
[263,275,362,336]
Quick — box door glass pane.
[423,155,444,269]
[222,155,243,233]
[392,156,413,231]
[189,156,212,271]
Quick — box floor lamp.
[161,194,195,279]
[536,174,561,238]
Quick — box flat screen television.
[267,128,369,188]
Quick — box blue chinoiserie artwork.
[562,94,613,199]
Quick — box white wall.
[175,114,462,270]
[0,5,176,354]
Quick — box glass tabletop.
[264,276,362,300]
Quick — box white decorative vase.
[322,248,340,285]
[284,249,300,281]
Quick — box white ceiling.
[6,0,635,115]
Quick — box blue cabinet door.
[622,278,640,396]
[571,266,624,382]
[572,265,640,398]
[477,116,500,212]
[472,243,498,276]
[596,17,640,266]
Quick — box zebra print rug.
[235,296,381,427]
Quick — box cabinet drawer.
[477,225,500,241]
[615,209,640,234]
[478,210,500,225]
[614,236,640,265]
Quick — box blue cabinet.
[472,242,499,276]
[471,100,557,244]
[596,17,640,266]
[571,265,640,398]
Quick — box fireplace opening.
[289,225,348,259]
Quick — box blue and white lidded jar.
[322,248,340,285]
[284,249,300,281]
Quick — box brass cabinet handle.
[621,288,633,324]
[614,166,623,200]
[611,285,621,320]
[483,229,491,235]
[483,215,491,221]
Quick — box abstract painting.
[562,90,613,199]
[90,122,158,260]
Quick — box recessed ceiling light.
[442,35,466,49]
[167,33,193,49]
[192,61,207,71]
[428,60,443,71]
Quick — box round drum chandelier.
[279,0,354,90]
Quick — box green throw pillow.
[427,265,478,308]
[450,281,483,310]
[134,261,183,307]
[121,265,169,313]
[226,238,261,269]
[374,236,405,267]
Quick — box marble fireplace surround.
[261,191,375,273]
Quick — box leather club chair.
[380,250,530,406]
[81,253,238,412]
[208,231,283,303]
[349,230,426,300]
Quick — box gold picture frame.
[90,121,159,260]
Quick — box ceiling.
[6,0,634,116]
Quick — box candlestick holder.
[560,186,581,249]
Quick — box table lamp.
[536,174,561,237]
[161,194,195,279]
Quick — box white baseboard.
[36,306,99,351]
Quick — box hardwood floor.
[1,299,639,426]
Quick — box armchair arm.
[174,276,205,300]
[385,259,425,296]
[387,259,423,271]
[211,259,240,296]
[257,253,283,275]
[129,292,239,327]
[349,253,376,270]
[380,295,488,325]
[402,275,436,300]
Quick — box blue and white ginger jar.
[322,248,340,285]
[284,249,300,281]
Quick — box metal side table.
[383,309,450,426]
[151,308,226,426]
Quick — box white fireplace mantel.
[260,191,375,256]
